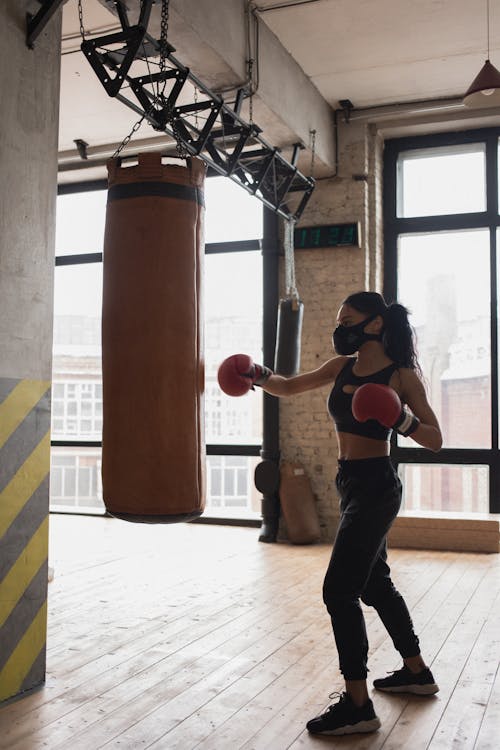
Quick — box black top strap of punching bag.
[107,181,205,207]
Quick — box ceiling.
[58,0,499,165]
[257,0,496,108]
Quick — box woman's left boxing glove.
[217,354,272,396]
[352,383,420,436]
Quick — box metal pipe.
[58,135,177,166]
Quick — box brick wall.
[278,120,383,541]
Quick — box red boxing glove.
[352,383,420,436]
[217,354,272,397]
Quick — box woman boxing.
[218,291,442,736]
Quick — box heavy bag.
[101,153,206,523]
[279,462,320,544]
[274,297,304,376]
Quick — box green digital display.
[294,223,360,249]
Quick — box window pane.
[64,468,76,497]
[398,229,491,449]
[205,251,263,444]
[50,447,104,512]
[397,144,486,217]
[53,263,102,352]
[211,467,222,496]
[205,176,263,243]
[399,464,488,513]
[55,191,107,256]
[53,401,64,416]
[52,263,103,441]
[78,467,91,496]
[237,468,247,495]
[206,455,260,519]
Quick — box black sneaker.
[306,692,381,736]
[373,665,439,695]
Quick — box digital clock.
[294,223,361,249]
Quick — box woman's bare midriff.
[336,431,390,460]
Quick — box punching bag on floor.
[101,153,206,523]
[279,462,320,544]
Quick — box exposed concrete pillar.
[0,0,61,703]
[170,0,335,173]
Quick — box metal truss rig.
[27,0,315,221]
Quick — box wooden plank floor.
[0,515,499,749]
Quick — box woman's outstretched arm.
[261,356,349,397]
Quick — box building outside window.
[51,175,264,519]
[384,130,500,514]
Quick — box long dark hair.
[343,291,421,374]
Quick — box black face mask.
[332,313,382,355]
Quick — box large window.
[398,228,491,451]
[51,174,265,520]
[384,130,500,513]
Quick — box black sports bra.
[328,357,399,440]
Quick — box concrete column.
[0,0,61,703]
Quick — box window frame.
[384,127,500,513]
[52,176,279,520]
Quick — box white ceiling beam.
[97,0,336,173]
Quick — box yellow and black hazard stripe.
[0,378,51,703]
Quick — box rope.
[284,217,299,303]
[309,128,316,178]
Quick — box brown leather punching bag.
[279,462,320,544]
[101,153,206,523]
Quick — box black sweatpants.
[322,456,421,680]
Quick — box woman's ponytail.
[382,303,421,374]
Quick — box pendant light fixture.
[464,0,500,107]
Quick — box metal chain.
[194,86,199,130]
[248,58,254,124]
[309,129,317,178]
[159,0,170,74]
[170,112,189,158]
[109,0,186,160]
[112,111,148,159]
[78,0,85,40]
[157,0,187,157]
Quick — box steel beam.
[80,1,315,219]
[26,0,65,49]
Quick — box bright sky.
[54,176,263,318]
[55,175,263,254]
[398,229,490,327]
[54,146,495,329]
[397,143,493,327]
[399,144,486,217]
